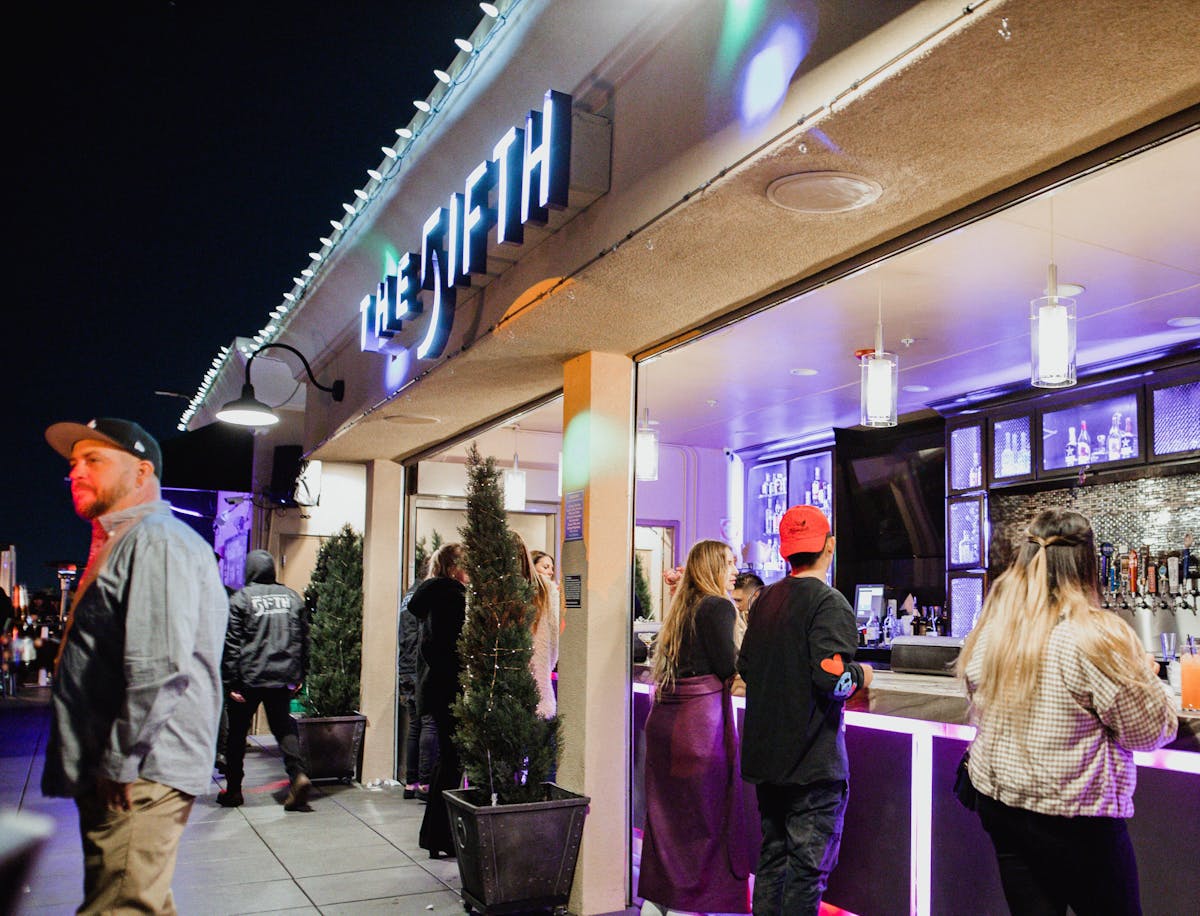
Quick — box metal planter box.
[444,784,590,915]
[292,713,366,783]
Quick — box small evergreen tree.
[634,554,654,619]
[454,444,560,805]
[303,524,363,717]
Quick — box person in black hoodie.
[409,542,468,858]
[218,550,312,810]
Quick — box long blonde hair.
[956,508,1147,718]
[512,532,552,634]
[653,539,732,692]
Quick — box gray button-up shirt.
[43,500,229,798]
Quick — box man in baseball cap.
[41,417,227,913]
[737,505,873,913]
[46,417,163,480]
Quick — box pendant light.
[636,407,660,481]
[1030,198,1077,388]
[859,284,898,427]
[502,424,527,511]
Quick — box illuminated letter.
[416,248,456,360]
[421,207,448,291]
[375,274,400,338]
[492,126,524,246]
[521,89,572,225]
[462,159,494,277]
[445,192,469,289]
[396,251,421,320]
[359,294,380,352]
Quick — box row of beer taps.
[1101,577,1198,614]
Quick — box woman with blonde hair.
[956,508,1176,915]
[513,535,560,720]
[638,539,750,915]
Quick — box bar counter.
[632,665,1200,915]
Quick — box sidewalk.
[1,687,467,915]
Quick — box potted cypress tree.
[293,524,367,782]
[445,445,589,915]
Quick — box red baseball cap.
[779,505,831,557]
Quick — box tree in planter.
[634,553,654,619]
[303,524,363,717]
[454,444,560,805]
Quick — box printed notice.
[564,574,582,609]
[564,490,584,541]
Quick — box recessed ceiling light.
[1044,282,1085,297]
[766,171,883,213]
[1167,316,1200,328]
[706,399,719,407]
[790,368,818,376]
[903,384,931,393]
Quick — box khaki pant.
[75,779,195,915]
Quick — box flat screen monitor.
[854,584,884,622]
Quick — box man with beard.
[42,418,227,915]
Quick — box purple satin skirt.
[638,674,751,913]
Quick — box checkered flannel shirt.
[964,619,1177,818]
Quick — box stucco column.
[360,458,403,781]
[559,351,634,915]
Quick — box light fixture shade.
[860,351,899,427]
[216,384,280,427]
[502,467,527,511]
[636,425,660,481]
[1030,295,1077,388]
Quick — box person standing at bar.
[638,539,751,915]
[411,542,469,859]
[738,505,872,915]
[41,418,227,914]
[218,549,312,810]
[956,508,1176,915]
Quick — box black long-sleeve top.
[675,595,739,681]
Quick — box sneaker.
[216,789,243,808]
[284,774,312,811]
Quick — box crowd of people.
[27,411,1179,915]
[638,504,1178,916]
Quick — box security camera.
[723,447,735,461]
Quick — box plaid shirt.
[964,619,1177,818]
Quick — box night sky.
[5,0,485,590]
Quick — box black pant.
[977,794,1142,915]
[224,687,307,789]
[419,707,461,855]
[401,696,439,786]
[753,779,848,916]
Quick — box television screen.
[839,444,946,559]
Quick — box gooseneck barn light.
[217,343,345,428]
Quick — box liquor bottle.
[1108,413,1122,461]
[1065,426,1077,467]
[1077,421,1092,464]
[1121,416,1134,459]
[1096,434,1107,461]
[1001,431,1015,476]
[958,528,974,565]
[1018,431,1031,472]
[866,609,881,646]
[969,450,982,487]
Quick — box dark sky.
[5,0,485,590]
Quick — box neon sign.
[360,89,572,359]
